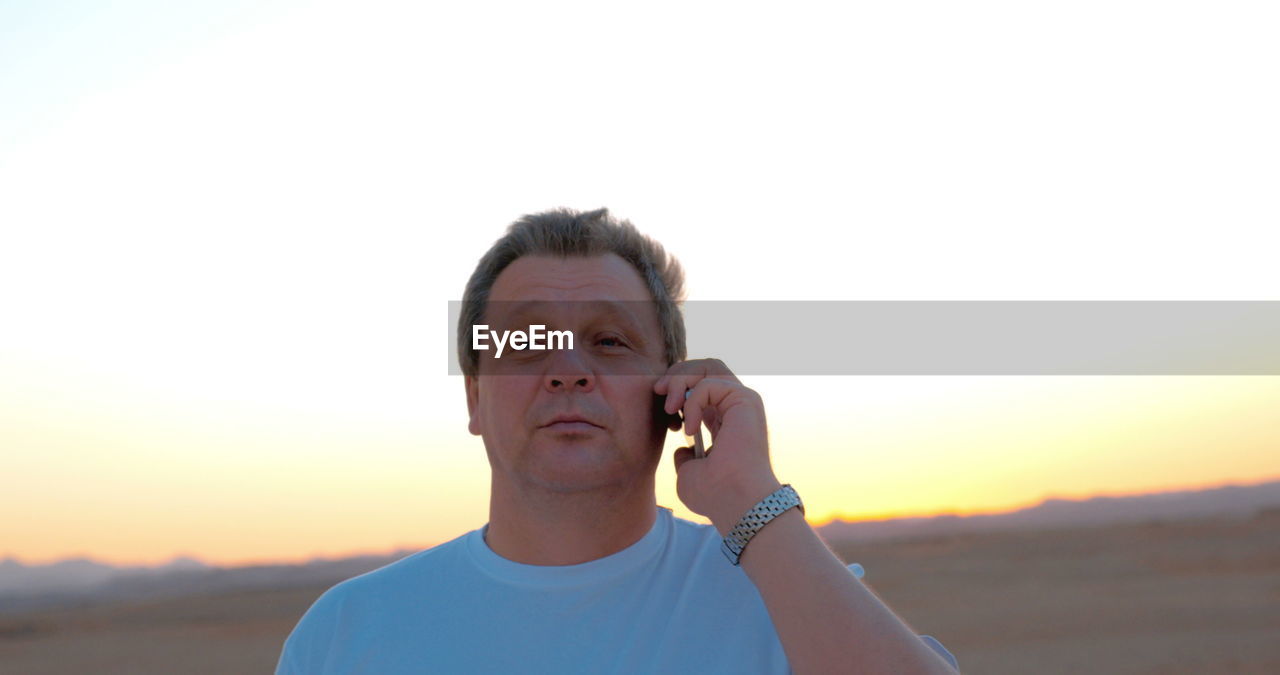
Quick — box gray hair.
[458,207,687,376]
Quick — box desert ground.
[2,509,1278,674]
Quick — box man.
[276,208,959,674]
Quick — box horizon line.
[8,474,1278,570]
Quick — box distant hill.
[815,478,1280,543]
[0,554,210,596]
[3,478,1279,614]
[0,550,416,614]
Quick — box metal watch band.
[721,484,804,566]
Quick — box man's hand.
[653,359,783,536]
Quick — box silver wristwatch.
[721,484,804,566]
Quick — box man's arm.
[733,502,959,675]
[658,365,959,674]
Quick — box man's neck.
[485,474,659,566]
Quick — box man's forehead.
[487,254,653,303]
[489,299,651,327]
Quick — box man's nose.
[543,347,595,393]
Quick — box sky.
[2,0,1277,567]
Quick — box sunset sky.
[2,1,1277,567]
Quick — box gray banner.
[448,301,1280,375]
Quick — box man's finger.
[681,377,738,438]
[656,359,742,415]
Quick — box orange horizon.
[814,473,1280,524]
[8,474,1276,570]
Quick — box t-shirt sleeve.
[275,584,346,675]
[847,562,960,672]
[274,644,303,675]
[918,634,960,671]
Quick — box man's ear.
[464,375,481,436]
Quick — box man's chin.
[523,449,644,491]
[532,431,610,454]
[536,453,622,481]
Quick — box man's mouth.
[540,415,604,431]
[542,421,603,432]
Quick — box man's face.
[464,253,671,493]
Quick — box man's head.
[459,208,688,494]
[457,208,686,377]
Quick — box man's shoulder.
[667,510,720,542]
[277,531,479,673]
[663,510,737,570]
[315,528,476,605]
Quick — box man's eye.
[597,336,629,348]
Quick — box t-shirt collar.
[466,505,672,589]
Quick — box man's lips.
[541,421,603,432]
[540,415,604,431]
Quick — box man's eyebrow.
[485,300,560,327]
[488,300,652,337]
[588,301,646,332]
[490,300,546,323]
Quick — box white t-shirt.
[276,506,958,674]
